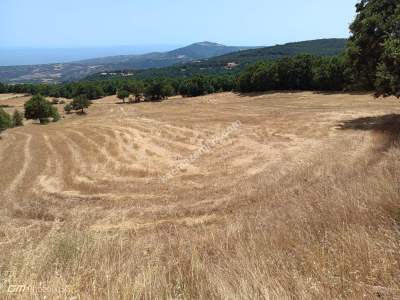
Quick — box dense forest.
[237,55,348,93]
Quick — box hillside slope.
[88,39,348,80]
[0,92,399,298]
[0,42,251,83]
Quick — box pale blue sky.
[0,0,359,48]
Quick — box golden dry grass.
[0,92,399,299]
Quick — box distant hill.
[0,39,347,84]
[205,38,347,64]
[167,42,246,59]
[87,39,348,81]
[0,42,252,83]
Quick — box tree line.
[237,55,348,93]
[0,74,237,102]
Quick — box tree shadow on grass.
[236,91,313,98]
[314,90,372,96]
[338,114,400,150]
[236,90,374,98]
[116,101,135,105]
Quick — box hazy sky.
[0,0,359,48]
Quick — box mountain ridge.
[0,42,252,83]
[86,38,348,81]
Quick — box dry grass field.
[0,92,400,299]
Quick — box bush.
[0,108,12,133]
[12,110,24,127]
[51,106,61,122]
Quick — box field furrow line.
[4,133,33,197]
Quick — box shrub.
[51,106,61,122]
[0,108,12,133]
[12,110,24,127]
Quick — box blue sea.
[0,45,181,66]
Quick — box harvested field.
[0,92,399,299]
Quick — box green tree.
[12,110,24,127]
[161,83,174,99]
[86,85,105,100]
[237,55,324,93]
[312,56,347,91]
[24,94,55,124]
[375,38,400,97]
[102,82,117,96]
[346,0,400,96]
[0,108,12,133]
[71,95,92,114]
[145,81,174,101]
[117,89,130,103]
[131,81,144,102]
[178,76,214,97]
